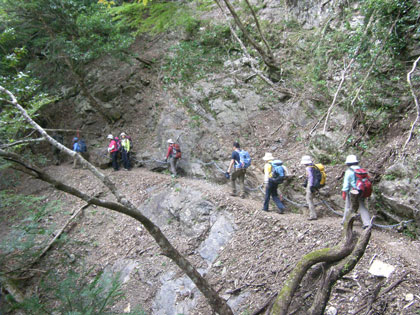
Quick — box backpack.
[312,164,326,189]
[78,139,87,153]
[114,137,122,152]
[126,135,133,151]
[352,168,372,198]
[270,160,285,184]
[172,143,181,159]
[237,150,251,169]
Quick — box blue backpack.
[237,150,251,169]
[77,139,87,153]
[270,160,285,183]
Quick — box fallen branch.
[0,85,234,315]
[0,137,45,149]
[31,203,89,266]
[271,216,358,315]
[352,271,410,315]
[252,292,278,315]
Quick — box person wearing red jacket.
[165,139,180,177]
[107,134,119,171]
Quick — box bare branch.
[401,56,420,154]
[0,85,234,315]
[0,137,46,149]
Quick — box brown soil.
[4,163,419,314]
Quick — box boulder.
[90,148,111,169]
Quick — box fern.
[111,1,198,35]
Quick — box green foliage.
[0,0,134,84]
[162,24,231,85]
[16,267,146,314]
[0,191,61,274]
[110,1,199,35]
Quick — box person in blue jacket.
[341,154,371,228]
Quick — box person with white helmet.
[300,155,317,220]
[107,134,119,171]
[342,154,371,228]
[165,138,181,177]
[120,132,131,170]
[262,152,289,213]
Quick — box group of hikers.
[107,133,132,171]
[226,142,372,227]
[57,133,372,227]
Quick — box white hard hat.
[345,154,358,164]
[263,152,274,161]
[300,155,313,165]
[167,139,174,144]
[107,134,113,140]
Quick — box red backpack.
[172,143,182,159]
[352,168,372,198]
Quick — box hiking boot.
[240,194,246,199]
[230,192,238,197]
[277,209,285,214]
[262,208,269,212]
[308,216,318,221]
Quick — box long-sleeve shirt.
[305,165,314,187]
[342,165,359,192]
[108,140,117,153]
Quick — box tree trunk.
[0,85,234,315]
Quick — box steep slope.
[11,165,420,314]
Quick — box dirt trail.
[10,164,420,314]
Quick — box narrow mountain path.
[17,164,420,314]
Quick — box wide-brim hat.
[107,134,113,139]
[263,152,274,161]
[167,139,174,144]
[300,155,313,165]
[120,132,126,137]
[345,154,358,164]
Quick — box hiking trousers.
[343,193,370,227]
[231,168,246,196]
[263,181,285,211]
[111,151,119,170]
[169,156,178,176]
[122,150,131,169]
[306,185,317,219]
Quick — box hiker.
[262,153,288,213]
[226,142,250,198]
[120,132,131,170]
[72,137,87,169]
[342,155,371,228]
[107,134,119,171]
[300,155,318,220]
[52,132,64,165]
[165,139,181,177]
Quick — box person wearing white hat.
[342,155,371,228]
[107,134,119,171]
[262,153,288,213]
[165,138,181,177]
[120,132,131,170]
[300,155,317,220]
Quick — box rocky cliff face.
[43,0,420,230]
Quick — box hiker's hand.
[165,158,167,163]
[342,191,346,200]
[310,186,316,193]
